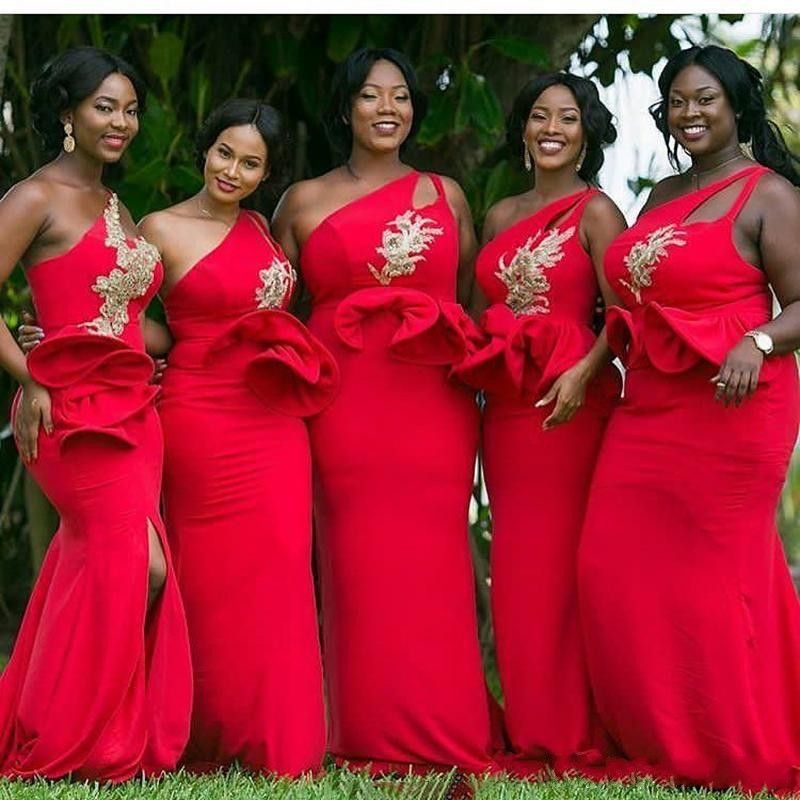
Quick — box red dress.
[0,193,192,781]
[300,172,495,773]
[455,189,619,772]
[159,211,337,775]
[579,166,800,791]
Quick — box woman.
[578,45,800,791]
[272,47,496,773]
[0,47,192,781]
[454,73,625,773]
[139,99,337,775]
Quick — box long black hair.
[324,47,427,158]
[650,45,800,186]
[507,72,617,185]
[30,46,147,158]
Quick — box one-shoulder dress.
[579,165,800,792]
[0,193,192,781]
[300,171,496,773]
[455,188,619,771]
[159,211,337,775]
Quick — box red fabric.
[301,172,498,773]
[579,166,800,792]
[0,203,192,781]
[457,189,620,768]
[159,213,335,775]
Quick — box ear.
[60,111,73,126]
[262,167,271,183]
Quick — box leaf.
[169,164,203,194]
[416,85,456,148]
[265,32,300,80]
[468,73,504,144]
[326,16,362,63]
[488,36,548,67]
[148,32,184,86]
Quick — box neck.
[530,167,587,204]
[690,143,745,175]
[346,145,409,184]
[196,187,239,225]
[52,150,105,187]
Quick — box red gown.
[579,165,800,792]
[455,189,619,772]
[0,193,192,781]
[300,171,496,773]
[159,211,337,775]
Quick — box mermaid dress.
[300,171,496,773]
[579,165,800,791]
[159,211,337,775]
[0,193,192,781]
[455,188,620,772]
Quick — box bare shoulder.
[0,175,53,218]
[483,195,518,237]
[753,170,800,211]
[247,210,271,231]
[138,207,180,247]
[275,172,338,219]
[583,191,626,227]
[640,174,683,215]
[434,173,468,208]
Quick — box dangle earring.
[63,121,75,153]
[575,141,587,173]
[523,141,532,172]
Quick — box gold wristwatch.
[744,330,774,355]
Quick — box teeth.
[538,141,564,152]
[683,126,707,135]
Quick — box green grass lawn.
[0,768,780,800]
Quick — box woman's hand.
[14,380,53,463]
[535,362,591,430]
[152,357,167,384]
[711,337,763,406]
[18,310,44,355]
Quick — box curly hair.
[506,72,617,184]
[323,47,427,158]
[30,46,147,158]
[650,44,800,186]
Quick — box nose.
[544,115,561,135]
[682,100,701,118]
[110,110,128,129]
[377,92,398,115]
[222,160,239,179]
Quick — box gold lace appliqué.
[83,194,160,336]
[255,258,297,309]
[620,224,686,304]
[495,226,575,316]
[367,210,444,286]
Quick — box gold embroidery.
[620,224,686,304]
[368,210,444,286]
[83,194,160,336]
[255,258,297,309]
[495,226,575,316]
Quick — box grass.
[0,768,780,800]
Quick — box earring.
[63,122,75,153]
[575,142,587,173]
[523,142,532,172]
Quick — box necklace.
[689,151,748,190]
[197,197,237,228]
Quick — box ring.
[715,380,727,389]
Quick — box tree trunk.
[0,15,13,106]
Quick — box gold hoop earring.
[63,122,75,153]
[523,142,532,172]
[575,142,587,173]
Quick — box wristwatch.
[744,330,774,355]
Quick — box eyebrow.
[671,85,718,93]
[361,83,409,90]
[216,143,264,159]
[532,105,579,112]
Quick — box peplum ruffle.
[333,286,482,367]
[454,303,598,400]
[205,309,339,417]
[24,327,158,449]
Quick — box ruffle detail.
[453,303,597,400]
[206,309,339,417]
[606,301,774,376]
[333,287,482,367]
[25,327,157,449]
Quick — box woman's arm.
[439,176,478,309]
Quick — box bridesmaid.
[455,73,624,773]
[139,99,337,775]
[0,47,191,780]
[579,45,800,791]
[272,47,496,774]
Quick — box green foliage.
[0,769,781,800]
